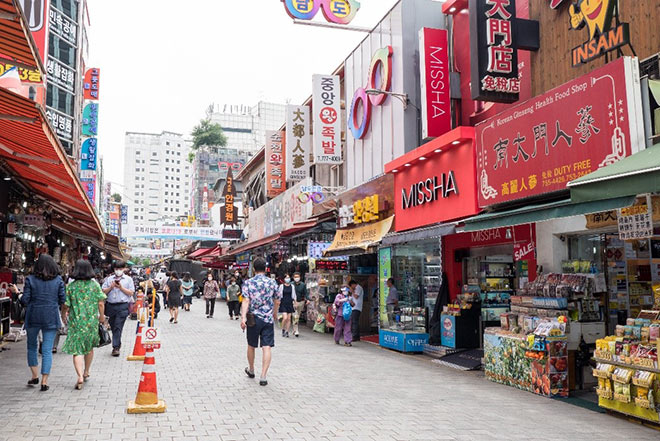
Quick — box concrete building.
[123,131,192,225]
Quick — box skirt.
[279,298,295,314]
[168,294,182,308]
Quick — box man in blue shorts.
[240,257,281,386]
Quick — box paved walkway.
[1,301,658,441]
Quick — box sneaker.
[285,332,290,338]
[169,318,174,323]
[207,315,210,318]
[294,332,299,338]
[259,379,268,386]
[111,348,120,357]
[281,329,285,337]
[244,367,255,379]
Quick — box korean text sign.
[80,138,97,171]
[266,130,286,198]
[419,28,451,140]
[476,57,643,208]
[312,75,342,164]
[83,68,100,101]
[285,105,310,181]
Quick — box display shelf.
[593,358,660,374]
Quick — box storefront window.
[567,234,604,273]
[391,240,441,310]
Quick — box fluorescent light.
[3,177,10,181]
[419,157,427,161]
[449,7,456,12]
[404,163,411,167]
[391,169,398,173]
[434,149,442,153]
[452,140,461,145]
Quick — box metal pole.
[292,19,371,33]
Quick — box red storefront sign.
[419,28,451,140]
[392,139,479,232]
[476,56,643,208]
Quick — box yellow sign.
[353,194,379,225]
[586,196,660,229]
[325,216,393,254]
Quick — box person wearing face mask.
[291,272,308,338]
[203,272,220,318]
[225,276,241,320]
[101,261,135,357]
[233,271,243,288]
[277,274,296,338]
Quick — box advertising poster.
[419,28,451,140]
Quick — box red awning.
[0,0,46,72]
[227,234,280,257]
[188,248,213,259]
[0,87,103,239]
[280,212,335,237]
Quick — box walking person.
[164,272,182,324]
[102,260,135,357]
[240,258,281,386]
[203,272,220,318]
[21,254,66,391]
[61,259,107,390]
[181,272,194,312]
[278,274,295,338]
[349,280,364,342]
[291,272,308,338]
[333,287,355,347]
[226,276,240,320]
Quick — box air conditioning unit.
[639,53,660,80]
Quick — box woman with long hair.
[21,254,66,391]
[61,259,107,390]
[164,271,182,324]
[181,272,194,312]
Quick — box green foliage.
[191,119,227,151]
[111,193,122,203]
[188,151,196,163]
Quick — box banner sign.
[46,57,75,93]
[45,108,73,141]
[80,138,97,170]
[476,56,643,208]
[312,74,342,164]
[285,104,310,181]
[469,0,520,103]
[124,225,225,240]
[49,7,77,47]
[282,0,360,25]
[20,0,49,65]
[419,28,451,140]
[81,102,99,136]
[308,241,332,259]
[325,216,394,254]
[220,168,238,226]
[120,205,128,224]
[265,130,286,198]
[618,197,653,241]
[0,63,41,83]
[83,68,100,100]
[80,178,95,205]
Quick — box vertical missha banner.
[312,74,342,164]
[419,28,451,140]
[476,57,644,208]
[266,130,286,198]
[285,104,310,181]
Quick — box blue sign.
[120,205,128,224]
[404,333,429,351]
[80,138,98,171]
[81,103,99,136]
[441,314,456,348]
[379,330,405,351]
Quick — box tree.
[191,119,227,151]
[111,193,122,203]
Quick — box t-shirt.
[293,282,308,302]
[352,284,364,312]
[242,274,281,324]
[386,285,399,305]
[181,280,194,296]
[227,284,240,302]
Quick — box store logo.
[348,46,393,140]
[401,172,458,210]
[282,0,360,25]
[569,0,629,66]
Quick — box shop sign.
[222,229,243,240]
[0,63,42,83]
[338,194,380,228]
[476,56,643,208]
[45,107,73,141]
[441,315,456,348]
[81,103,99,137]
[312,74,342,164]
[23,214,45,228]
[220,168,238,226]
[308,241,332,259]
[470,227,513,245]
[569,0,629,67]
[124,225,224,240]
[281,0,360,25]
[514,241,535,261]
[315,260,348,272]
[348,46,393,140]
[401,172,458,210]
[49,7,77,47]
[379,247,392,325]
[83,68,100,101]
[587,196,660,229]
[80,178,95,204]
[20,0,49,65]
[46,57,74,93]
[618,197,653,241]
[120,205,128,224]
[325,216,393,254]
[379,330,405,352]
[80,138,97,171]
[265,130,286,198]
[298,186,325,204]
[419,28,451,140]
[469,0,520,103]
[285,105,310,181]
[218,161,243,171]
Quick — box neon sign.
[348,46,393,140]
[282,0,360,25]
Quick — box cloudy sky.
[87,0,403,191]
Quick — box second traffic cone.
[126,322,146,361]
[127,349,166,413]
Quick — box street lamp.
[365,89,412,111]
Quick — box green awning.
[463,196,635,232]
[568,144,660,203]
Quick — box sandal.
[27,378,39,386]
[83,374,90,382]
[75,381,84,390]
[40,385,49,392]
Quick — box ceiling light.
[392,169,398,173]
[3,177,10,181]
[404,163,411,167]
[419,157,427,161]
[434,149,443,153]
[452,140,461,145]
[449,7,456,12]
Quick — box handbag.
[98,322,111,347]
[342,300,352,321]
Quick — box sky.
[87,0,403,191]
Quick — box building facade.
[123,131,192,225]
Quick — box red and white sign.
[393,142,479,232]
[143,327,161,349]
[20,0,49,65]
[83,68,100,101]
[514,241,535,261]
[265,130,286,198]
[312,74,342,164]
[476,56,643,208]
[419,28,451,140]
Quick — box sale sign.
[419,28,451,140]
[476,56,643,208]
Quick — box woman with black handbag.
[61,260,108,390]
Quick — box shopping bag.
[313,314,326,334]
[97,323,111,347]
[342,300,352,321]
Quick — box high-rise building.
[123,131,192,225]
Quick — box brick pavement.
[0,300,658,441]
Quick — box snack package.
[615,325,625,337]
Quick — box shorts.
[246,317,275,348]
[183,295,193,305]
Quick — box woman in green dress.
[62,259,108,389]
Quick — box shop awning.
[281,212,336,237]
[382,223,456,246]
[0,87,103,239]
[463,197,635,232]
[323,216,394,257]
[0,0,46,72]
[187,248,213,259]
[227,234,280,257]
[568,144,660,203]
[103,234,124,259]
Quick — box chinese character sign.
[469,0,520,103]
[285,105,310,181]
[312,74,342,164]
[476,57,643,208]
[80,138,98,171]
[419,28,451,140]
[81,102,99,136]
[83,68,100,100]
[618,199,653,241]
[266,130,286,198]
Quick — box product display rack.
[479,260,514,327]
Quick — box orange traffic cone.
[126,322,146,361]
[127,349,166,413]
